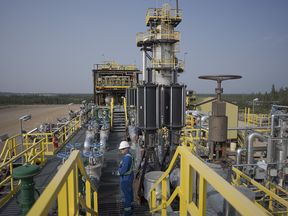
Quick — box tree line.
[199,84,288,114]
[0,94,94,105]
[1,84,287,114]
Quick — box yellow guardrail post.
[0,138,47,207]
[123,97,127,129]
[27,150,98,216]
[161,177,167,215]
[149,146,266,216]
[111,98,114,131]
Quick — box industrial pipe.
[268,113,288,163]
[201,115,209,125]
[247,131,268,165]
[270,114,288,136]
[227,126,270,130]
[236,146,267,166]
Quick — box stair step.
[113,126,125,129]
[113,123,125,127]
[113,129,125,132]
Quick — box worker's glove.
[112,171,115,176]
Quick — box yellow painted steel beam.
[185,152,266,216]
[79,194,99,216]
[123,97,127,129]
[150,146,267,216]
[111,97,114,131]
[27,151,98,216]
[233,168,288,209]
[0,185,20,207]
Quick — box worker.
[112,141,134,216]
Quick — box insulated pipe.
[142,46,147,83]
[186,110,209,116]
[271,114,288,136]
[227,126,270,130]
[247,132,268,165]
[236,146,267,166]
[201,115,209,125]
[268,114,288,163]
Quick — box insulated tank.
[137,83,160,131]
[162,84,186,129]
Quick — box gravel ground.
[0,105,81,151]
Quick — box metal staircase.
[112,111,126,132]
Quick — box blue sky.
[0,0,287,94]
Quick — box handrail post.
[86,181,91,216]
[161,178,167,215]
[123,97,128,128]
[111,98,114,131]
[198,175,207,215]
[150,189,156,212]
[180,149,187,213]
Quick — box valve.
[198,75,242,159]
[198,75,242,102]
[11,165,41,216]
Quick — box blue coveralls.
[114,151,134,216]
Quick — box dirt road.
[0,104,81,141]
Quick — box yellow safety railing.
[245,107,271,128]
[151,58,184,70]
[21,116,81,155]
[149,146,266,215]
[0,138,47,207]
[232,167,288,215]
[111,97,114,131]
[185,115,194,127]
[180,127,209,153]
[136,30,180,44]
[172,42,180,53]
[123,97,128,130]
[94,61,137,70]
[145,5,182,26]
[27,150,98,216]
[237,130,245,148]
[96,76,132,89]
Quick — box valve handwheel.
[198,75,242,101]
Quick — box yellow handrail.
[19,116,81,155]
[27,150,98,216]
[232,167,288,215]
[0,138,47,207]
[145,6,182,26]
[96,76,132,89]
[136,30,180,44]
[123,97,128,130]
[95,61,137,70]
[111,97,114,131]
[151,58,184,70]
[149,146,266,216]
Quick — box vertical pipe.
[144,86,147,128]
[142,46,146,83]
[217,80,221,102]
[247,131,267,164]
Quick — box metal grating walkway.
[98,131,151,215]
[0,128,151,215]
